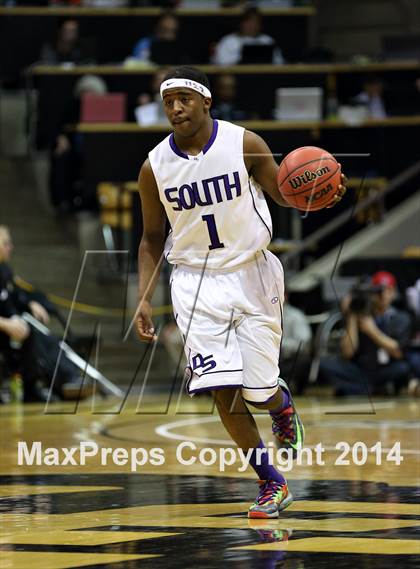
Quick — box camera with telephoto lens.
[348,282,384,315]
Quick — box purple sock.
[249,440,286,484]
[269,387,291,418]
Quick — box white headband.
[160,78,212,100]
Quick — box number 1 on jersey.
[202,214,225,250]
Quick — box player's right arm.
[136,158,166,342]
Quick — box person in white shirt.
[353,76,387,120]
[211,7,284,65]
[280,293,313,394]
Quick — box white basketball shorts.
[170,250,284,403]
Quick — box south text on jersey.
[164,171,241,211]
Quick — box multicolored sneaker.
[272,378,304,459]
[248,480,293,519]
[248,524,292,544]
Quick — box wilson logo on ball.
[288,166,331,190]
[305,183,333,204]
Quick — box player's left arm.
[243,130,347,208]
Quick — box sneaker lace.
[272,406,295,441]
[256,480,283,505]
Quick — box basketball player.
[136,67,346,518]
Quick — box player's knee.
[213,387,239,411]
[241,385,279,405]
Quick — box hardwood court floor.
[0,395,419,568]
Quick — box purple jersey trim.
[168,120,218,160]
[242,384,279,390]
[202,119,218,154]
[243,395,277,405]
[200,368,243,376]
[169,133,189,160]
[188,383,242,394]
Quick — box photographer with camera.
[321,271,412,396]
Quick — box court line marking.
[155,408,420,454]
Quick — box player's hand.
[326,171,348,208]
[136,300,157,342]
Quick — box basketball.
[278,146,341,211]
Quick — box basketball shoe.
[272,378,304,459]
[248,523,292,544]
[248,480,293,519]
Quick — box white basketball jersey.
[148,119,272,269]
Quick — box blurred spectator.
[0,227,89,402]
[130,12,188,65]
[406,278,420,317]
[39,18,95,65]
[405,278,420,395]
[320,271,412,396]
[49,75,108,212]
[280,292,312,395]
[211,74,249,121]
[161,320,184,368]
[134,69,169,125]
[211,7,284,65]
[353,76,387,120]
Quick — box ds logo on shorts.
[192,354,217,373]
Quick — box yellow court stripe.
[234,537,420,555]
[0,552,160,569]
[0,485,122,497]
[1,530,180,546]
[292,500,420,516]
[2,504,418,534]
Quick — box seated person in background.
[50,74,108,213]
[160,320,184,368]
[130,12,186,64]
[211,74,249,121]
[352,75,387,120]
[405,278,420,396]
[320,271,412,396]
[0,226,49,403]
[39,18,95,65]
[211,7,284,65]
[134,69,169,125]
[0,226,90,403]
[280,292,312,395]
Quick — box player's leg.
[170,262,293,517]
[214,387,293,518]
[213,387,259,448]
[237,251,304,456]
